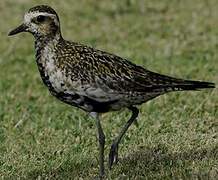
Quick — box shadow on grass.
[26,144,217,179]
[115,144,218,179]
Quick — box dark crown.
[28,5,58,16]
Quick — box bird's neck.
[34,33,63,63]
[34,33,63,91]
[34,33,62,49]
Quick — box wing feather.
[57,41,210,104]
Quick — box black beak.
[8,23,27,36]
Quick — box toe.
[108,144,119,169]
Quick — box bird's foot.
[108,143,119,169]
[98,174,105,180]
[99,169,105,179]
[94,174,105,180]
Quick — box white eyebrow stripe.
[24,12,56,23]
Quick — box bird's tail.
[142,80,215,94]
[168,80,215,91]
[141,71,215,92]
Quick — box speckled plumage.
[36,34,214,113]
[9,5,215,177]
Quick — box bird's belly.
[51,91,92,111]
[43,71,93,110]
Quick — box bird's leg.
[108,106,139,169]
[90,112,106,178]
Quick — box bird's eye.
[36,15,46,23]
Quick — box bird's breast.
[36,46,93,110]
[36,41,77,94]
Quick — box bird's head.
[8,5,61,38]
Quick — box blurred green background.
[0,0,217,179]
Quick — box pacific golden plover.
[8,5,215,177]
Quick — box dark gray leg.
[90,112,105,178]
[108,106,139,169]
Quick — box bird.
[8,5,215,178]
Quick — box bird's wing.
[71,44,186,92]
[59,42,209,103]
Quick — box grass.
[0,0,218,179]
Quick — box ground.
[0,0,217,179]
